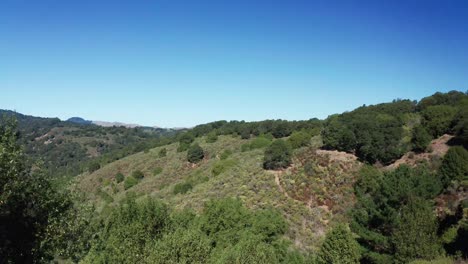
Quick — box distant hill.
[67,117,93,125]
[0,109,183,179]
[92,120,142,128]
[67,116,175,130]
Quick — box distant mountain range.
[66,117,181,130]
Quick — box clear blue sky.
[1,0,467,127]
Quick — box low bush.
[250,136,272,149]
[124,176,139,190]
[97,189,114,204]
[115,172,124,183]
[132,170,145,180]
[212,159,237,176]
[173,182,193,195]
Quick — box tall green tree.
[316,224,361,264]
[0,118,71,263]
[178,132,195,152]
[439,146,468,187]
[187,144,205,163]
[421,105,457,137]
[263,140,292,170]
[351,165,441,261]
[393,198,442,263]
[411,125,432,152]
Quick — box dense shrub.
[412,125,432,152]
[351,165,442,261]
[82,197,170,263]
[322,120,356,153]
[212,159,237,176]
[187,144,204,163]
[322,100,418,164]
[250,136,272,149]
[88,162,101,173]
[272,121,292,138]
[124,176,138,190]
[288,131,311,149]
[214,234,279,263]
[393,197,442,263]
[0,118,73,262]
[439,146,468,187]
[316,224,361,264]
[82,197,295,263]
[452,103,468,148]
[240,127,251,139]
[421,105,457,137]
[146,228,212,263]
[177,132,195,152]
[206,131,218,143]
[115,172,124,183]
[97,189,114,203]
[263,140,292,170]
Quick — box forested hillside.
[0,110,182,180]
[1,91,467,263]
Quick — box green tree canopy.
[178,132,195,152]
[316,224,361,264]
[393,197,442,263]
[439,146,468,187]
[206,131,219,143]
[0,118,71,262]
[288,131,311,149]
[263,139,292,170]
[351,165,442,261]
[421,105,457,137]
[412,125,432,152]
[187,144,205,163]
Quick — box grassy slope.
[76,135,362,251]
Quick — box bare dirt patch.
[386,134,453,170]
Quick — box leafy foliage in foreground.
[351,165,443,263]
[316,224,361,264]
[0,118,72,263]
[81,197,303,264]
